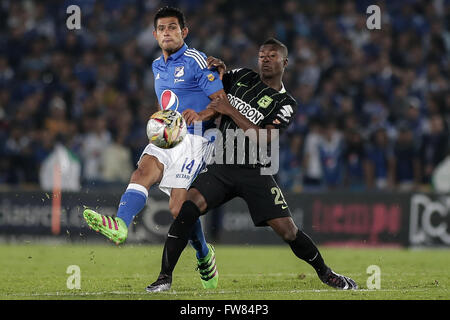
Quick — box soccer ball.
[146,109,187,149]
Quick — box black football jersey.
[215,68,297,166]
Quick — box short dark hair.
[261,38,288,58]
[154,6,186,29]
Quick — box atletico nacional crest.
[160,89,179,111]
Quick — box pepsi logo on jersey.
[160,89,179,111]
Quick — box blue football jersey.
[152,43,223,134]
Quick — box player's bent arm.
[209,95,278,143]
[227,106,279,143]
[209,89,227,100]
[182,109,201,125]
[183,88,227,124]
[230,109,279,143]
[197,89,227,121]
[183,89,226,125]
[197,107,219,122]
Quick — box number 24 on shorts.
[271,187,288,209]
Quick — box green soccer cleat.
[196,243,219,289]
[83,209,128,245]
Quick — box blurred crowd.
[0,0,449,193]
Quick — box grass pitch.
[0,243,448,300]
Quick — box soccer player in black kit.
[146,38,358,292]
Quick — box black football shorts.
[190,164,292,226]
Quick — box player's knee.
[186,188,207,213]
[169,202,182,218]
[131,166,150,186]
[274,224,298,242]
[267,218,298,242]
[131,155,163,185]
[280,229,297,242]
[132,166,147,180]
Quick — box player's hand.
[207,56,226,80]
[182,109,201,125]
[208,95,233,116]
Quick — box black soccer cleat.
[319,268,358,290]
[146,274,172,293]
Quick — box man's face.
[153,17,187,54]
[258,44,287,79]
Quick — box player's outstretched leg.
[318,267,358,290]
[268,217,358,290]
[287,229,358,290]
[83,183,148,245]
[83,209,128,245]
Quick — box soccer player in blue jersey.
[83,7,225,290]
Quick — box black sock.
[160,201,202,277]
[287,230,328,277]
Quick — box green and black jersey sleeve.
[220,68,297,134]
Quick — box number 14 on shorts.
[181,158,196,174]
[181,157,205,177]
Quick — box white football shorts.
[138,133,214,196]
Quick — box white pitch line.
[2,287,439,298]
[104,272,432,278]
